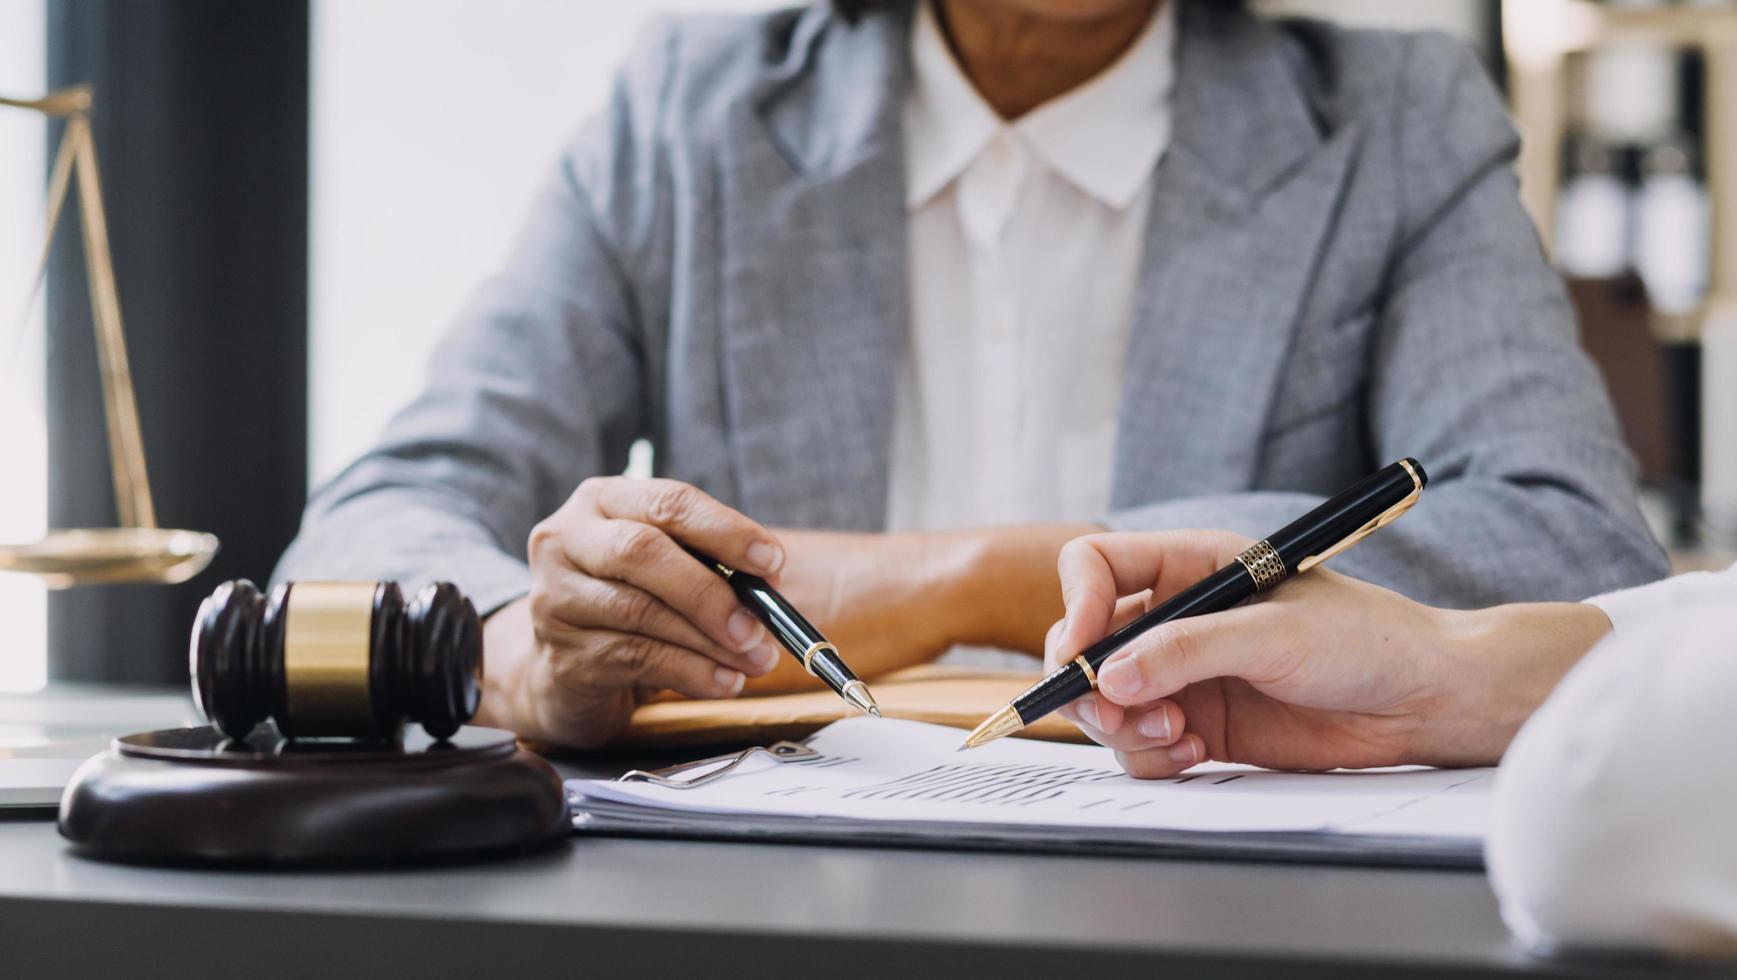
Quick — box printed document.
[572,717,1491,840]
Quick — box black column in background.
[46,0,309,684]
[1484,0,1506,95]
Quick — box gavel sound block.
[58,580,569,867]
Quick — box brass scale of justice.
[0,85,217,586]
[1,88,569,866]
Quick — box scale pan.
[0,528,219,587]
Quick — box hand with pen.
[476,475,1097,748]
[475,477,793,748]
[1045,529,1613,778]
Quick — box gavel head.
[190,579,482,742]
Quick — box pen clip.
[1296,459,1424,574]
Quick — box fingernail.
[752,643,780,672]
[1076,698,1101,730]
[1167,739,1199,765]
[714,666,745,695]
[1098,658,1140,699]
[727,608,763,649]
[746,540,782,574]
[1136,709,1171,740]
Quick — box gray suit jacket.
[278,0,1667,615]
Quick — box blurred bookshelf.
[1505,0,1737,560]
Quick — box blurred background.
[1,0,1732,692]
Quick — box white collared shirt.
[886,0,1176,532]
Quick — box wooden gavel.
[190,579,482,741]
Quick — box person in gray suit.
[277,0,1667,748]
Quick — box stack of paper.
[569,718,1493,868]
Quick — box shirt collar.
[903,0,1001,208]
[903,0,1177,211]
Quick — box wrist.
[950,523,1102,653]
[473,596,535,734]
[1420,601,1612,766]
[904,529,994,653]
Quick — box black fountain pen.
[960,458,1428,751]
[684,547,881,718]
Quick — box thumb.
[1041,617,1068,672]
[1054,535,1128,660]
[1055,530,1252,658]
[1093,605,1280,705]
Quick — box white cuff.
[1584,561,1737,634]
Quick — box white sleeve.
[1585,561,1737,633]
[1485,568,1737,957]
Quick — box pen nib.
[959,705,1023,751]
[841,680,881,718]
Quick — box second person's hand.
[1045,530,1612,778]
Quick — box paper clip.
[618,741,819,790]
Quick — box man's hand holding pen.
[475,477,789,748]
[474,474,1101,749]
[1044,529,1615,778]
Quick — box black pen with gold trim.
[960,458,1428,750]
[683,546,881,718]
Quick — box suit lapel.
[1112,0,1361,507]
[716,7,912,530]
[715,1,1359,523]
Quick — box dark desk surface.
[0,687,1719,980]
